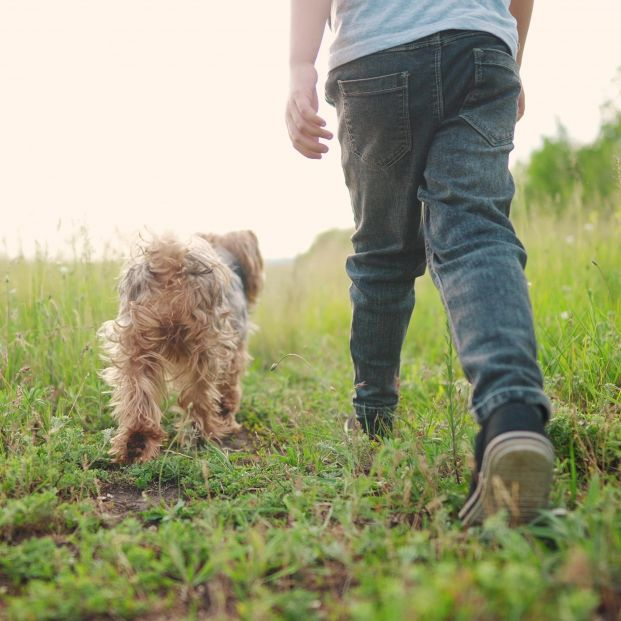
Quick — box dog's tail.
[101,235,238,408]
[130,235,237,358]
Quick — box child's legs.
[326,31,550,429]
[325,44,438,428]
[346,198,426,427]
[420,38,550,423]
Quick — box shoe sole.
[459,431,554,527]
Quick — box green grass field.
[1,208,620,620]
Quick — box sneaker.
[459,403,554,527]
[343,411,393,440]
[343,415,362,435]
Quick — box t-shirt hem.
[328,21,518,72]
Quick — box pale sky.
[1,1,620,260]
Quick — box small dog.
[99,230,263,463]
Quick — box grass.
[0,208,620,620]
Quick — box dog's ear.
[201,231,264,304]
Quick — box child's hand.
[286,64,333,159]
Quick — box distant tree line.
[517,86,621,214]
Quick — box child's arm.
[509,0,534,120]
[285,0,333,159]
[509,0,534,67]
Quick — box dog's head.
[199,230,264,305]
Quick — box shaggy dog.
[99,231,263,463]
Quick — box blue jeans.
[325,30,550,432]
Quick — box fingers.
[286,93,333,159]
[293,100,333,139]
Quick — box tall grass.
[0,208,620,620]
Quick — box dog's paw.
[126,431,149,461]
[111,429,164,463]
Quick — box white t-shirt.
[328,0,518,71]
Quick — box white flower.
[560,311,570,321]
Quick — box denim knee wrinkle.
[325,30,551,429]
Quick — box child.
[285,0,553,526]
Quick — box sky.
[0,1,620,261]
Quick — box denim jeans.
[325,30,550,432]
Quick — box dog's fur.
[99,230,263,463]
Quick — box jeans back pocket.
[459,48,521,147]
[338,72,411,169]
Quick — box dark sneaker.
[344,411,393,440]
[459,403,555,527]
[343,415,362,435]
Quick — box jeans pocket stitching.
[339,73,412,169]
[458,48,520,147]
